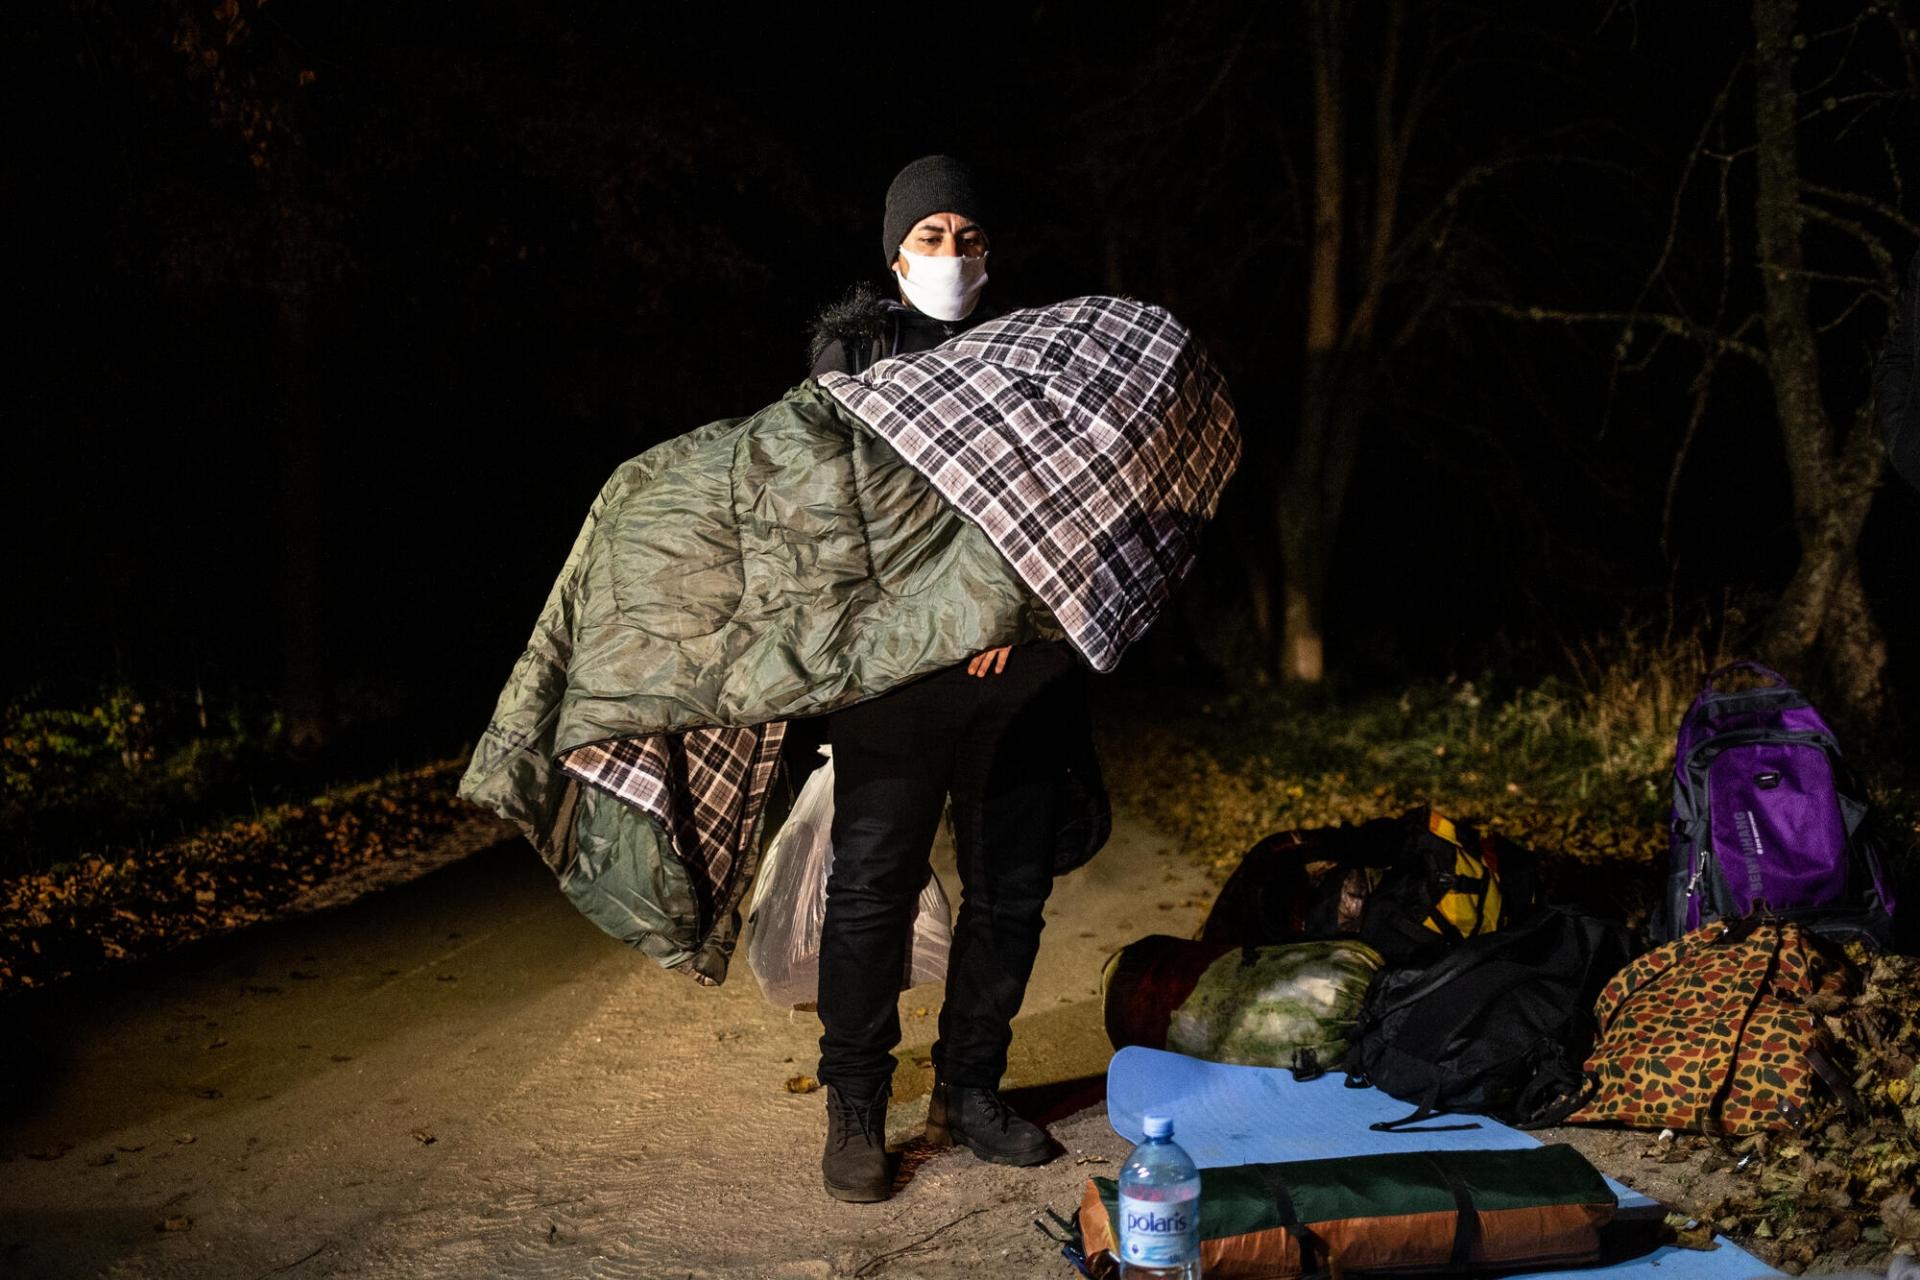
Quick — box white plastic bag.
[746,748,952,1009]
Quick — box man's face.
[896,212,988,276]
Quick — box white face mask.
[893,247,989,322]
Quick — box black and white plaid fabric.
[554,297,1234,925]
[818,295,1241,672]
[559,722,785,922]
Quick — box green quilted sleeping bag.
[1102,936,1382,1076]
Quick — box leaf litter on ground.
[0,760,470,992]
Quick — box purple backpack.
[1657,661,1896,948]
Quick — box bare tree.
[1465,0,1914,718]
[1277,0,1547,682]
[1282,0,1357,683]
[171,0,339,748]
[1751,0,1889,716]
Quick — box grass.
[2,685,293,879]
[1104,620,1920,926]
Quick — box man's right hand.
[966,647,1011,677]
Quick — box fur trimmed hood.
[807,281,893,368]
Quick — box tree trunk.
[1277,467,1331,683]
[1750,0,1886,718]
[1277,0,1348,684]
[1823,555,1887,719]
[272,195,331,750]
[1244,552,1276,661]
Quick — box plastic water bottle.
[1117,1114,1202,1279]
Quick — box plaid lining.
[559,722,785,924]
[555,297,1234,937]
[818,295,1241,673]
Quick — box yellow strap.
[1424,847,1504,937]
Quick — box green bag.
[1078,1144,1615,1279]
[1101,937,1382,1077]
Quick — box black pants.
[816,641,1083,1094]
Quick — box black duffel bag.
[1344,906,1633,1130]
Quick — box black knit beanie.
[882,155,989,266]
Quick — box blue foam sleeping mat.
[1106,1047,1780,1278]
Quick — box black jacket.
[809,281,999,378]
[781,280,1004,782]
[789,282,1113,872]
[1874,251,1920,492]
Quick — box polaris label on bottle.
[1118,1193,1198,1268]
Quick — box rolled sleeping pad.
[1078,1143,1617,1279]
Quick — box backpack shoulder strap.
[1368,1089,1483,1133]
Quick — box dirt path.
[0,809,1213,1279]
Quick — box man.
[1875,249,1920,492]
[807,155,1084,1203]
[810,153,997,379]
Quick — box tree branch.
[1662,352,1721,557]
[1349,0,1406,346]
[1800,181,1920,242]
[1753,0,1835,516]
[1452,299,1767,363]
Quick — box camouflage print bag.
[1568,920,1848,1135]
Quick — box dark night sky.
[9,1,1920,755]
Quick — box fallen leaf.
[1881,1191,1920,1242]
[784,1075,821,1094]
[409,1129,436,1146]
[157,1215,192,1233]
[1661,1214,1718,1252]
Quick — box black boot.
[925,1080,1057,1166]
[822,1083,891,1203]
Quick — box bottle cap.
[1142,1114,1173,1139]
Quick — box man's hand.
[967,646,1012,677]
